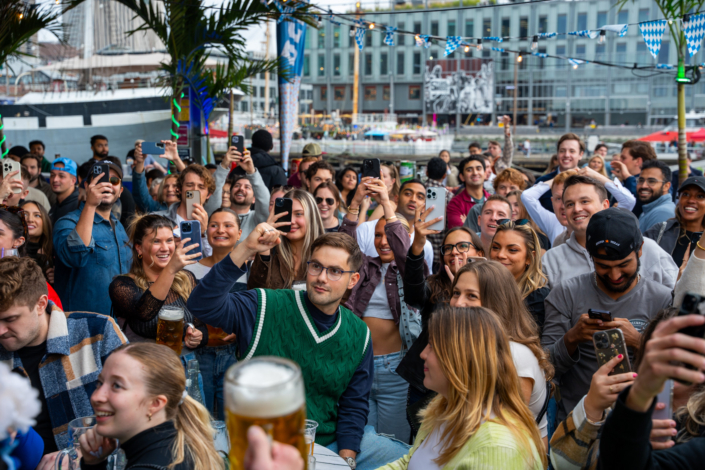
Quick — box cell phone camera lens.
[276,200,283,206]
[184,223,191,231]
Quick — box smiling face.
[450,271,482,308]
[507,194,520,220]
[285,199,307,242]
[551,183,568,226]
[557,139,583,172]
[588,156,604,172]
[460,160,485,189]
[162,177,179,205]
[593,248,641,294]
[50,167,76,195]
[22,203,43,240]
[420,342,449,397]
[309,169,333,194]
[230,177,255,208]
[90,168,123,208]
[207,211,241,249]
[373,218,395,263]
[678,185,705,229]
[490,230,530,281]
[563,183,609,235]
[397,182,426,220]
[636,167,669,204]
[315,186,339,222]
[136,227,174,271]
[478,200,510,238]
[442,230,480,275]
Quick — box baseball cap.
[585,208,643,261]
[678,175,705,194]
[302,143,322,157]
[87,161,123,182]
[51,157,78,177]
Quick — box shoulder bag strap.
[535,381,552,424]
[656,221,668,244]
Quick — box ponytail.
[172,396,224,470]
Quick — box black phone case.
[231,135,245,155]
[274,198,293,233]
[92,163,110,185]
[361,159,381,179]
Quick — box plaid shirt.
[425,178,454,271]
[0,307,127,449]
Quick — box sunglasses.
[0,204,28,240]
[497,218,529,226]
[315,197,336,206]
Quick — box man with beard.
[21,153,56,206]
[88,135,110,163]
[541,208,672,422]
[446,156,489,228]
[228,151,270,240]
[636,160,675,232]
[52,161,132,315]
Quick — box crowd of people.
[2,122,705,470]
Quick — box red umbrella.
[689,128,705,142]
[638,130,679,142]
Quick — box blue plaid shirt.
[0,308,128,449]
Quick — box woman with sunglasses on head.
[489,219,550,333]
[377,306,545,470]
[314,181,343,233]
[450,260,554,449]
[20,201,55,285]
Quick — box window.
[616,42,627,62]
[414,22,421,35]
[431,21,439,36]
[539,16,548,34]
[334,86,345,101]
[270,87,275,97]
[320,87,327,100]
[448,20,456,37]
[430,48,440,60]
[413,51,421,74]
[364,86,377,101]
[658,41,669,63]
[349,27,354,47]
[519,17,528,37]
[502,18,510,37]
[383,86,390,101]
[305,27,313,49]
[252,87,257,97]
[397,51,405,75]
[557,14,567,34]
[538,47,546,69]
[639,9,650,23]
[364,53,372,75]
[317,54,325,76]
[556,45,566,68]
[260,86,265,97]
[398,22,405,45]
[618,10,628,25]
[637,42,649,64]
[349,53,354,75]
[365,33,372,48]
[597,11,607,27]
[333,26,341,48]
[381,52,388,75]
[465,19,474,37]
[333,54,341,76]
[304,55,310,76]
[483,18,492,37]
[501,52,509,71]
[318,28,325,48]
[577,13,587,31]
[576,44,586,58]
[409,86,421,99]
[595,43,605,59]
[241,101,248,112]
[555,86,567,97]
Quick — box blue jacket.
[53,203,132,315]
[535,169,558,212]
[132,168,168,213]
[639,194,676,232]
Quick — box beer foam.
[226,361,305,418]
[158,307,184,321]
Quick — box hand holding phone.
[230,135,245,155]
[588,309,613,322]
[584,353,635,422]
[92,162,111,186]
[185,190,201,220]
[177,221,203,262]
[593,328,631,375]
[361,158,381,180]
[141,142,166,155]
[425,187,447,232]
[272,198,293,233]
[2,160,22,194]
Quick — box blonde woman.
[248,188,325,290]
[587,154,609,177]
[506,190,551,252]
[361,162,401,223]
[377,306,545,469]
[489,220,550,333]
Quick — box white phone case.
[2,160,22,194]
[425,187,447,232]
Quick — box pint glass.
[225,356,307,470]
[155,306,184,355]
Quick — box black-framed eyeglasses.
[637,177,667,186]
[306,261,355,281]
[0,204,28,239]
[315,197,336,206]
[441,242,476,255]
[497,218,529,226]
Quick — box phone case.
[179,220,203,262]
[92,163,110,185]
[230,135,244,154]
[361,159,381,179]
[425,187,447,232]
[2,160,22,194]
[185,190,200,220]
[593,328,631,375]
[141,142,165,155]
[274,198,293,233]
[652,379,673,422]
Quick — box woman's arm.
[674,231,705,307]
[108,276,165,326]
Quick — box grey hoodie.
[231,169,271,242]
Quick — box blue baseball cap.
[51,157,77,177]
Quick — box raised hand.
[166,238,201,274]
[584,354,635,422]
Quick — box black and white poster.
[424,59,494,115]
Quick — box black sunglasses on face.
[497,218,529,226]
[316,197,335,206]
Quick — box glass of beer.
[225,356,307,470]
[156,306,184,356]
[304,420,318,456]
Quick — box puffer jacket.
[248,147,287,190]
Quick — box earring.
[147,413,152,421]
[138,253,142,259]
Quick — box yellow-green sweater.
[376,420,544,470]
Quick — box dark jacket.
[525,286,550,334]
[49,187,80,225]
[644,218,680,258]
[535,169,558,212]
[671,166,704,201]
[82,421,192,470]
[247,247,305,290]
[248,147,287,190]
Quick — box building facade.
[302,0,705,129]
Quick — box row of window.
[304,51,424,77]
[249,86,277,98]
[317,85,421,101]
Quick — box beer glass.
[55,416,97,470]
[304,420,318,457]
[156,306,184,355]
[225,356,307,470]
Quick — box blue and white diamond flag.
[490,46,505,53]
[445,36,462,56]
[538,32,557,39]
[355,19,366,50]
[683,13,705,56]
[329,15,341,26]
[569,30,599,39]
[417,34,431,48]
[272,0,296,24]
[532,52,549,58]
[639,20,667,59]
[656,63,674,69]
[483,36,504,42]
[569,58,585,67]
[600,24,628,36]
[384,26,397,46]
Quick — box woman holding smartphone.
[20,201,55,284]
[360,162,400,223]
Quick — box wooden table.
[312,444,349,469]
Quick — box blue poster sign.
[277,17,306,174]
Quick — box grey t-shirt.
[541,271,672,422]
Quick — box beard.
[597,256,640,293]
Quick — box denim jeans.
[368,351,410,443]
[326,425,411,470]
[196,343,237,420]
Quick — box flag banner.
[569,30,599,39]
[355,19,366,50]
[384,26,397,46]
[277,17,306,174]
[483,36,504,42]
[683,13,705,56]
[600,24,628,36]
[639,20,667,59]
[538,32,557,38]
[656,63,674,69]
[444,36,462,56]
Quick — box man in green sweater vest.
[188,223,411,470]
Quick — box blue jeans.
[368,352,410,443]
[196,343,237,420]
[326,426,411,470]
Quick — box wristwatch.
[344,457,356,469]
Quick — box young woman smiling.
[20,201,54,284]
[506,190,550,252]
[490,220,550,332]
[360,162,400,223]
[314,181,343,232]
[336,166,359,206]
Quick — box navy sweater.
[186,255,373,453]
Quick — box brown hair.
[480,194,512,215]
[310,232,363,272]
[557,132,585,153]
[506,190,547,240]
[157,174,179,204]
[487,140,501,148]
[563,174,608,202]
[0,257,47,311]
[313,181,343,217]
[491,221,548,298]
[493,168,527,192]
[208,207,241,230]
[621,140,657,163]
[112,343,224,470]
[305,160,335,182]
[177,164,216,197]
[427,227,484,305]
[20,200,54,260]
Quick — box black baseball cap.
[678,176,705,194]
[585,208,643,261]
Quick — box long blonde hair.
[127,214,193,300]
[419,306,545,468]
[278,189,325,285]
[492,221,548,298]
[113,343,224,470]
[588,155,609,177]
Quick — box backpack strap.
[656,221,668,244]
[535,381,552,424]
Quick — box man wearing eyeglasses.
[53,161,132,315]
[188,225,412,470]
[636,160,675,232]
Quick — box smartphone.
[141,141,165,155]
[274,197,293,233]
[185,190,200,220]
[593,328,631,375]
[652,379,674,439]
[674,293,705,385]
[92,162,111,186]
[230,135,245,155]
[361,158,381,179]
[179,220,203,262]
[2,160,22,194]
[588,308,613,322]
[425,187,447,232]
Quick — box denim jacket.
[53,203,132,315]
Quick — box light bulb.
[350,27,355,37]
[464,45,470,53]
[517,55,523,62]
[531,35,538,51]
[573,63,578,69]
[669,19,673,24]
[369,23,375,29]
[476,39,483,51]
[598,30,606,43]
[19,12,23,19]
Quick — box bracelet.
[697,241,705,252]
[348,207,360,215]
[385,216,398,222]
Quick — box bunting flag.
[483,36,504,42]
[355,19,366,50]
[569,58,585,67]
[329,15,341,26]
[532,52,549,58]
[568,30,599,39]
[490,46,505,52]
[600,24,629,36]
[271,0,296,24]
[656,63,674,69]
[384,26,397,46]
[538,32,557,38]
[639,20,667,59]
[683,13,705,56]
[444,36,462,56]
[418,34,431,48]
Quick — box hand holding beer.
[184,325,202,349]
[156,306,185,355]
[244,426,304,470]
[166,237,201,274]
